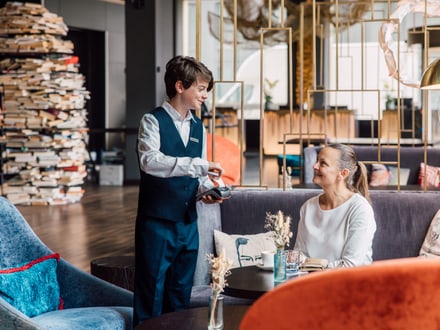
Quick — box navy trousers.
[133,216,199,326]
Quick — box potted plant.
[264,78,279,110]
[383,81,395,110]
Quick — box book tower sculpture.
[0,2,90,205]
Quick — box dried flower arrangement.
[207,248,233,328]
[264,210,293,249]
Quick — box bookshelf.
[0,2,89,205]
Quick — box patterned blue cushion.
[0,253,61,317]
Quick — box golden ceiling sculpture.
[379,0,440,89]
[207,0,371,45]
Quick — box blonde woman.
[294,144,376,269]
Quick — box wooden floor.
[16,154,295,273]
[17,184,139,273]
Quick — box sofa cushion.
[0,253,61,317]
[366,191,439,260]
[32,306,132,330]
[418,163,440,187]
[369,164,391,186]
[214,230,276,268]
[419,209,440,258]
[368,164,410,186]
[388,166,410,185]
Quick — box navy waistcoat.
[137,107,203,223]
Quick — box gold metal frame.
[420,25,440,191]
[192,0,435,191]
[259,26,293,187]
[299,3,408,190]
[210,80,245,186]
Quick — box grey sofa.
[0,197,133,330]
[302,146,440,186]
[191,188,440,304]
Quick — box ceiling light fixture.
[420,57,440,90]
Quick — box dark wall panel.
[124,0,175,182]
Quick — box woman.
[294,144,376,268]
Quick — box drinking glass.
[286,250,301,274]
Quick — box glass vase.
[274,247,287,283]
[208,294,224,329]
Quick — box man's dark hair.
[164,55,214,99]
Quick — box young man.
[133,55,224,326]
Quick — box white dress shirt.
[137,101,214,190]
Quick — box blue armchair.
[0,197,133,330]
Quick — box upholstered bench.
[302,145,440,188]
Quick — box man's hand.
[208,161,224,179]
[200,195,223,204]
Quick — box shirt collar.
[162,101,196,124]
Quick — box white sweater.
[294,193,376,268]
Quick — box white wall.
[328,41,422,120]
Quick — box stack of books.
[0,34,74,53]
[0,57,90,113]
[0,2,68,36]
[0,2,89,205]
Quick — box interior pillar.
[124,0,175,183]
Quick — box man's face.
[181,77,210,112]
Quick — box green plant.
[383,81,393,103]
[264,78,279,104]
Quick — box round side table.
[90,255,135,291]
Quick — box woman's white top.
[294,193,376,269]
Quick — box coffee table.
[224,265,307,299]
[135,305,249,329]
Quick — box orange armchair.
[240,258,440,330]
[206,134,240,185]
